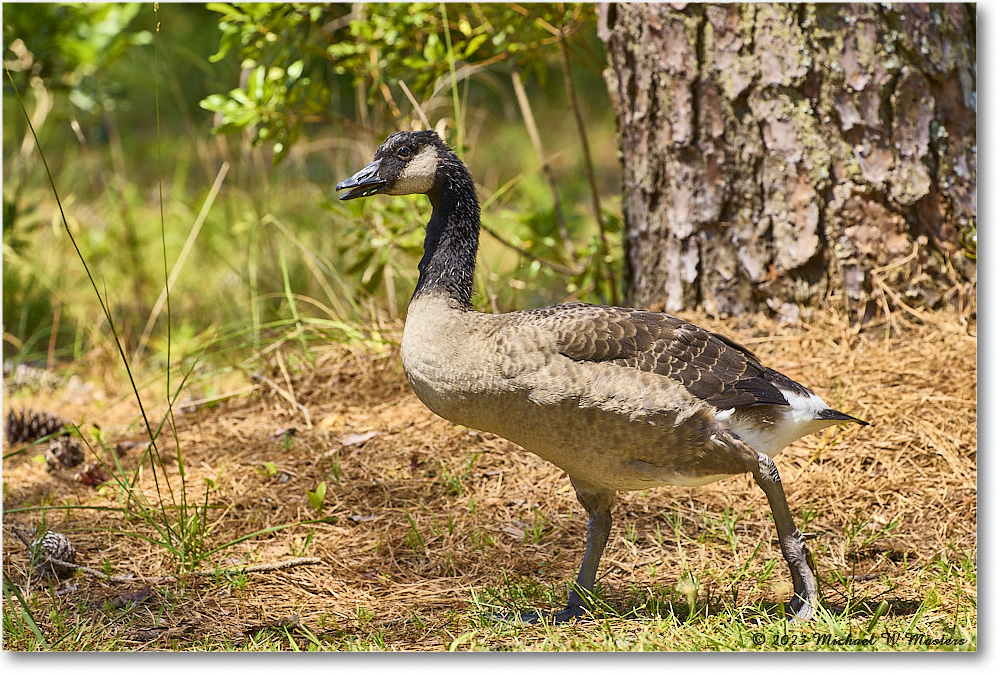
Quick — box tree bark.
[599,3,976,320]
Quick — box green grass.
[4,46,348,649]
[3,468,975,652]
[454,559,975,652]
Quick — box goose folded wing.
[551,305,792,410]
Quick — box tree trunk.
[598,3,976,320]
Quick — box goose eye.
[397,147,411,159]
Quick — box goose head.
[335,129,480,306]
[336,130,449,200]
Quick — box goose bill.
[336,158,387,200]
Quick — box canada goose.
[336,130,867,622]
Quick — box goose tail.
[817,408,869,426]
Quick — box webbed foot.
[517,603,590,624]
[786,592,817,622]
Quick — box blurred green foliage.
[195,3,621,320]
[199,3,338,162]
[2,3,620,385]
[200,2,590,162]
[3,3,152,115]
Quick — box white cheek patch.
[385,145,438,195]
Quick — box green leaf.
[464,33,488,58]
[423,33,444,63]
[307,481,327,513]
[206,3,245,20]
[246,65,266,100]
[229,87,254,107]
[199,93,230,112]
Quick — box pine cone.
[4,408,67,446]
[30,530,77,578]
[45,436,85,471]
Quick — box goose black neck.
[412,158,480,309]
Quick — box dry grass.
[2,306,976,650]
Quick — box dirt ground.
[2,306,977,650]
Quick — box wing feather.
[517,304,795,410]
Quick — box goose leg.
[522,479,616,624]
[749,452,818,621]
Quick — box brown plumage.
[525,302,800,409]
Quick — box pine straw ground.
[2,306,976,651]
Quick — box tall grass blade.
[4,62,173,528]
[439,3,463,152]
[135,160,230,361]
[3,572,48,648]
